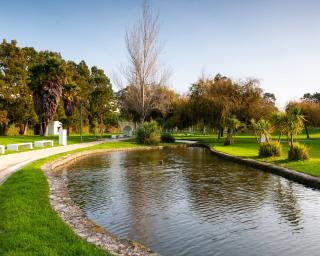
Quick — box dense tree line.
[163,74,277,136]
[286,92,320,139]
[0,39,115,136]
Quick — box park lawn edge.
[0,141,177,256]
[175,134,320,177]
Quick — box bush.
[161,133,175,143]
[136,121,160,145]
[259,141,282,157]
[136,127,145,144]
[288,143,310,161]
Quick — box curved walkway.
[0,140,108,184]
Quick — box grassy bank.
[0,141,146,256]
[175,129,320,177]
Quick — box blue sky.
[1,0,320,108]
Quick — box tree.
[28,56,66,136]
[189,74,240,138]
[225,116,242,145]
[271,111,287,142]
[302,92,320,102]
[89,66,113,137]
[251,119,273,144]
[284,106,305,149]
[287,100,320,139]
[237,79,277,123]
[0,39,36,135]
[120,1,170,124]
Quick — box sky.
[1,0,320,108]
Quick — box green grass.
[0,141,151,256]
[175,128,320,177]
[0,134,113,155]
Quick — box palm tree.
[225,116,242,145]
[284,106,305,149]
[271,111,287,142]
[29,56,66,136]
[251,118,273,144]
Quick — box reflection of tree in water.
[178,147,271,221]
[121,148,189,242]
[272,179,302,229]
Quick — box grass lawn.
[0,140,178,255]
[0,134,113,155]
[175,128,320,177]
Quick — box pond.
[66,147,320,256]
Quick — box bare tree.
[121,1,170,124]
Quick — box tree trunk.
[41,118,49,136]
[100,114,103,138]
[43,122,49,136]
[290,134,294,148]
[304,124,310,139]
[19,124,24,135]
[278,132,282,143]
[23,121,28,135]
[220,128,224,138]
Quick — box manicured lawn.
[0,134,113,155]
[175,128,320,177]
[0,140,177,255]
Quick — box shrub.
[288,143,309,161]
[136,127,145,144]
[136,121,160,145]
[259,141,282,157]
[161,133,175,143]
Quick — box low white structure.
[48,121,62,135]
[260,134,267,143]
[7,142,33,151]
[111,135,118,139]
[59,129,67,146]
[0,145,4,154]
[123,126,133,137]
[34,140,54,147]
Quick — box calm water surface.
[67,147,320,256]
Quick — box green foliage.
[271,111,287,141]
[0,39,116,136]
[136,121,160,145]
[0,39,36,135]
[161,133,175,143]
[259,141,282,157]
[285,106,305,147]
[136,127,145,144]
[88,66,114,136]
[288,143,310,161]
[224,116,242,145]
[251,118,272,143]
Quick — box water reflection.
[67,147,320,256]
